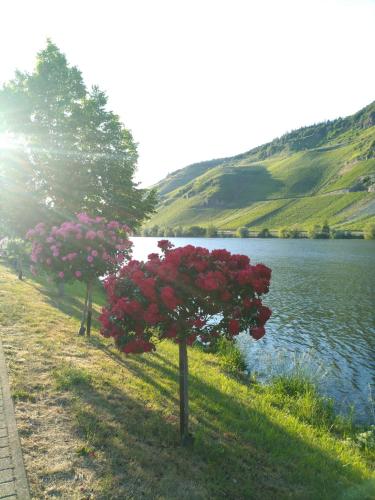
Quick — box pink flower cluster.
[26,213,132,283]
[100,240,272,354]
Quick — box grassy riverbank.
[0,262,374,499]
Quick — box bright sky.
[1,0,374,186]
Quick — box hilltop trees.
[0,40,155,235]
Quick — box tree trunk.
[179,337,192,445]
[17,255,23,280]
[57,282,65,297]
[86,282,93,337]
[78,282,89,336]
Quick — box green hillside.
[149,102,375,232]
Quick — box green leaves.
[0,40,155,234]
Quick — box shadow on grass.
[89,337,180,405]
[20,268,105,328]
[56,365,194,498]
[59,347,373,500]
[4,261,372,497]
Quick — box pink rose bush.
[26,213,132,283]
[27,213,132,336]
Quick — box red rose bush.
[100,240,272,350]
[100,240,272,443]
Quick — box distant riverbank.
[139,229,365,239]
[140,221,374,239]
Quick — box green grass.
[149,191,374,231]
[263,374,353,434]
[209,336,247,375]
[0,262,374,498]
[322,159,375,193]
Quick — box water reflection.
[131,237,375,423]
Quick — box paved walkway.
[0,342,30,499]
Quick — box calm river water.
[131,237,375,423]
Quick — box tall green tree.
[0,147,47,235]
[237,226,250,238]
[205,224,217,237]
[0,40,155,234]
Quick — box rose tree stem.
[179,336,190,445]
[86,282,93,337]
[78,283,89,336]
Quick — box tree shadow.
[5,261,372,497]
[88,337,179,405]
[22,271,105,328]
[63,344,373,499]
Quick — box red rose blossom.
[250,326,266,340]
[228,319,240,336]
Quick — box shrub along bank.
[140,224,368,239]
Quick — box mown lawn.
[0,262,374,499]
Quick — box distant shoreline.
[135,231,366,240]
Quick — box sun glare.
[0,133,24,151]
[0,133,13,150]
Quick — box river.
[131,237,375,423]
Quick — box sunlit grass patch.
[263,373,355,435]
[12,388,37,403]
[53,366,93,391]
